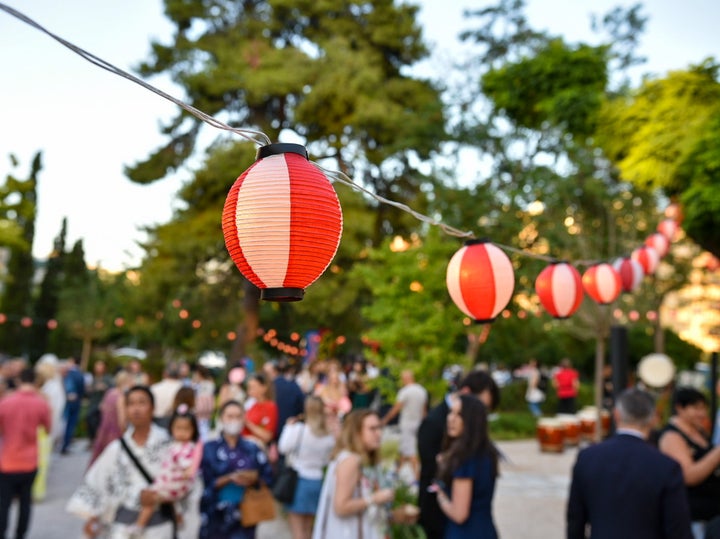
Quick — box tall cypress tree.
[0,152,40,357]
[31,218,67,360]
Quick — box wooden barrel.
[601,409,611,437]
[578,409,598,441]
[557,414,581,446]
[537,418,565,453]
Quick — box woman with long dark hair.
[431,394,498,538]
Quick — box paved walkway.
[18,438,579,538]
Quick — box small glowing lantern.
[223,143,343,301]
[657,219,679,242]
[612,257,644,294]
[631,246,660,276]
[582,263,621,305]
[446,239,515,323]
[645,233,669,257]
[535,262,583,319]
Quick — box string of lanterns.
[446,212,681,323]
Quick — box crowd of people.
[3,350,720,539]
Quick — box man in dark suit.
[417,370,500,539]
[567,387,693,539]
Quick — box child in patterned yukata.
[132,404,202,536]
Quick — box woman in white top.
[312,409,395,539]
[279,395,335,539]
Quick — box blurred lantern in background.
[631,246,660,276]
[664,202,683,223]
[446,239,515,323]
[582,263,622,305]
[613,257,645,294]
[535,262,584,319]
[657,219,679,242]
[645,232,670,258]
[223,143,343,301]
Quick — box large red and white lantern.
[612,257,644,293]
[645,233,670,257]
[222,143,343,301]
[631,246,660,276]
[535,262,583,319]
[657,219,679,242]
[446,239,515,323]
[582,263,622,305]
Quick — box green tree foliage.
[482,39,608,138]
[596,61,720,257]
[351,229,466,400]
[0,153,40,356]
[126,0,448,360]
[30,218,67,360]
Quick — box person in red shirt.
[0,366,51,539]
[553,358,580,414]
[243,372,279,448]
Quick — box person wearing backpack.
[525,359,545,417]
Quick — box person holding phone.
[430,394,498,539]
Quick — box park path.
[20,438,578,538]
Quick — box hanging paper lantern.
[535,262,583,319]
[612,257,644,293]
[223,143,343,301]
[657,219,679,242]
[446,239,515,323]
[631,246,660,275]
[645,232,670,257]
[664,202,683,223]
[582,263,622,305]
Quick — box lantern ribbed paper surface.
[612,257,644,293]
[446,240,515,323]
[645,232,670,257]
[535,262,583,319]
[582,263,621,305]
[631,246,660,276]
[222,143,343,301]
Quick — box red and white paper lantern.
[535,262,584,319]
[446,239,515,323]
[222,143,343,301]
[657,219,679,242]
[631,246,660,276]
[581,263,622,305]
[612,257,644,294]
[645,232,670,257]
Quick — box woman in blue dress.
[199,400,274,539]
[430,394,499,538]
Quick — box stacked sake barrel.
[577,406,611,441]
[537,408,610,452]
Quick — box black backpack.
[537,372,549,393]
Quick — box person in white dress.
[312,409,395,539]
[278,395,335,539]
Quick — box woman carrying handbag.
[278,396,335,539]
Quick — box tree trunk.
[593,336,605,442]
[80,336,92,372]
[653,317,665,353]
[229,279,261,363]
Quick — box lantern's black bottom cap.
[261,287,305,302]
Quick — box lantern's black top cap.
[256,143,309,160]
[464,238,490,246]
